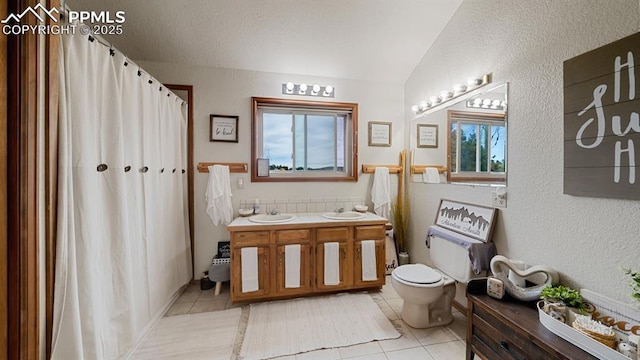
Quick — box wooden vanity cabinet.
[230,231,271,301]
[228,220,387,302]
[353,225,386,288]
[274,229,313,296]
[315,227,352,291]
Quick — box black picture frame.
[210,114,239,142]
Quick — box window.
[252,97,358,182]
[448,110,506,183]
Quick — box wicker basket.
[572,322,617,348]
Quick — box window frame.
[251,97,358,182]
[447,110,506,183]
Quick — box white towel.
[371,167,391,219]
[423,167,441,183]
[284,244,301,288]
[241,247,259,293]
[361,240,377,281]
[205,165,233,226]
[324,242,340,285]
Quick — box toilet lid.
[394,264,442,284]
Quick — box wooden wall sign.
[564,32,640,199]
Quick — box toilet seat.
[393,264,442,284]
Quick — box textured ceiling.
[66,0,462,83]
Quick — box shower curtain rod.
[58,3,186,106]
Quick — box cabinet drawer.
[275,229,310,244]
[317,227,350,242]
[473,314,529,360]
[354,225,385,240]
[232,231,270,247]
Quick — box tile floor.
[165,276,467,360]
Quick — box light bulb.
[419,100,428,110]
[312,84,320,94]
[453,83,467,94]
[324,85,334,95]
[299,83,307,94]
[411,105,419,113]
[473,98,482,105]
[286,82,294,91]
[467,77,481,86]
[430,96,441,104]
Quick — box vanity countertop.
[227,212,388,231]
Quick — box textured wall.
[137,62,404,278]
[405,0,640,303]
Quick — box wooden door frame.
[165,84,195,278]
[7,0,41,358]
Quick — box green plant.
[540,285,587,312]
[391,196,409,254]
[623,268,640,304]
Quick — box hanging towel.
[324,242,340,285]
[371,167,391,219]
[284,244,301,288]
[423,167,441,183]
[241,247,259,293]
[361,240,377,281]
[205,165,233,226]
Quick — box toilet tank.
[430,234,475,283]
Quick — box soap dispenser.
[252,199,261,214]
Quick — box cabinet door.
[315,239,351,290]
[276,243,312,295]
[353,239,385,287]
[231,245,270,301]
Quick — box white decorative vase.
[398,252,410,266]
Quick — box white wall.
[137,61,405,278]
[405,0,640,303]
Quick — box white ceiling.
[66,0,462,84]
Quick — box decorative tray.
[537,301,630,359]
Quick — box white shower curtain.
[51,30,192,359]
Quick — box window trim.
[447,110,506,183]
[251,97,358,182]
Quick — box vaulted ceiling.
[66,0,462,83]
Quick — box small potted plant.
[540,285,588,323]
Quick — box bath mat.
[131,308,241,360]
[239,293,400,360]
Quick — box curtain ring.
[172,168,176,173]
[140,166,149,173]
[182,169,186,174]
[97,164,108,172]
[160,168,165,173]
[124,165,131,172]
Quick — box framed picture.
[417,124,438,148]
[217,241,231,258]
[368,121,392,147]
[434,199,497,242]
[210,114,238,142]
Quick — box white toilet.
[391,232,476,328]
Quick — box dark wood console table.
[466,279,598,360]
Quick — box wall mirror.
[409,83,508,186]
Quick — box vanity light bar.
[411,73,492,115]
[282,82,335,98]
[466,98,507,111]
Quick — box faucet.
[334,207,345,213]
[268,208,280,215]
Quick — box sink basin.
[248,214,296,224]
[322,211,366,220]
